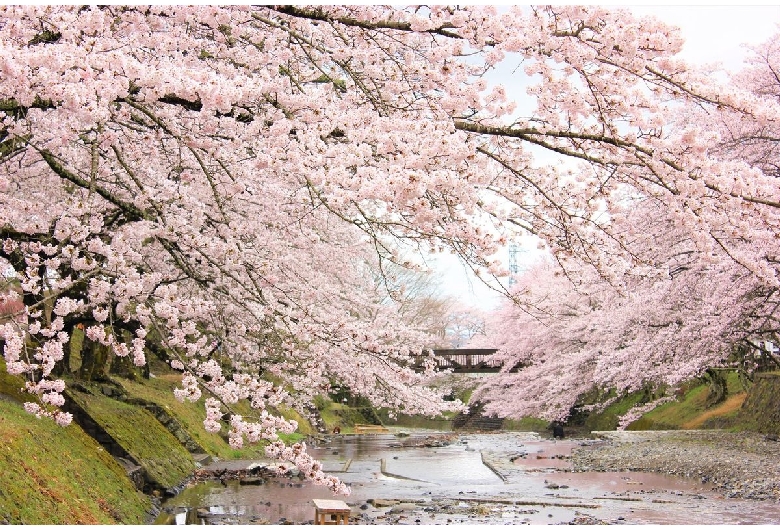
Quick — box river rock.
[239,477,265,486]
[370,499,399,508]
[571,430,780,503]
[389,503,418,514]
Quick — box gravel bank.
[571,430,780,501]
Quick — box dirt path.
[681,394,745,429]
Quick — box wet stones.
[389,502,419,514]
[420,435,455,448]
[543,480,569,490]
[189,462,279,486]
[391,433,458,448]
[369,499,399,508]
[238,476,265,486]
[571,430,780,502]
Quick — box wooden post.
[313,499,350,525]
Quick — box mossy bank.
[0,398,152,524]
[0,358,298,524]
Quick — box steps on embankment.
[452,402,504,431]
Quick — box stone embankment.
[571,430,780,501]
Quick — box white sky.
[630,5,779,67]
[435,5,780,311]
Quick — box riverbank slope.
[0,398,152,524]
[0,358,297,524]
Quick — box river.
[157,430,780,524]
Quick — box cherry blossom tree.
[472,198,779,422]
[1,5,778,485]
[472,29,780,421]
[444,308,486,348]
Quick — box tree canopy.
[472,28,780,422]
[1,5,778,487]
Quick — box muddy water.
[157,432,780,525]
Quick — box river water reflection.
[158,431,780,525]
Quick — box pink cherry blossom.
[1,5,779,493]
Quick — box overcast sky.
[630,5,779,67]
[435,5,780,311]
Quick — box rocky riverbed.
[571,430,780,502]
[158,430,780,525]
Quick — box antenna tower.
[508,243,521,287]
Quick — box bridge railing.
[411,348,501,373]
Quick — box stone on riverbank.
[369,499,400,508]
[571,430,780,501]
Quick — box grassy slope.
[682,393,746,429]
[576,390,649,432]
[115,370,309,454]
[628,371,748,431]
[0,399,151,524]
[0,355,314,523]
[0,358,144,523]
[318,401,373,433]
[115,373,265,459]
[66,388,196,489]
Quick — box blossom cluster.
[265,440,350,495]
[617,397,676,431]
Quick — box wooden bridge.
[412,348,503,374]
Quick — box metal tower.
[508,243,521,287]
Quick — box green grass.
[627,371,747,431]
[0,400,151,524]
[115,374,261,459]
[115,372,309,456]
[0,359,153,522]
[458,387,475,405]
[629,385,709,430]
[319,402,357,433]
[277,405,315,437]
[0,359,26,402]
[503,416,550,432]
[579,390,648,431]
[66,388,195,489]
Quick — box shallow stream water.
[157,431,780,525]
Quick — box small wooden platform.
[353,424,389,434]
[312,499,350,525]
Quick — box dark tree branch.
[270,6,463,39]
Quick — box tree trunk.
[78,340,111,381]
[703,368,728,408]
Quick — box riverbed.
[156,430,780,525]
